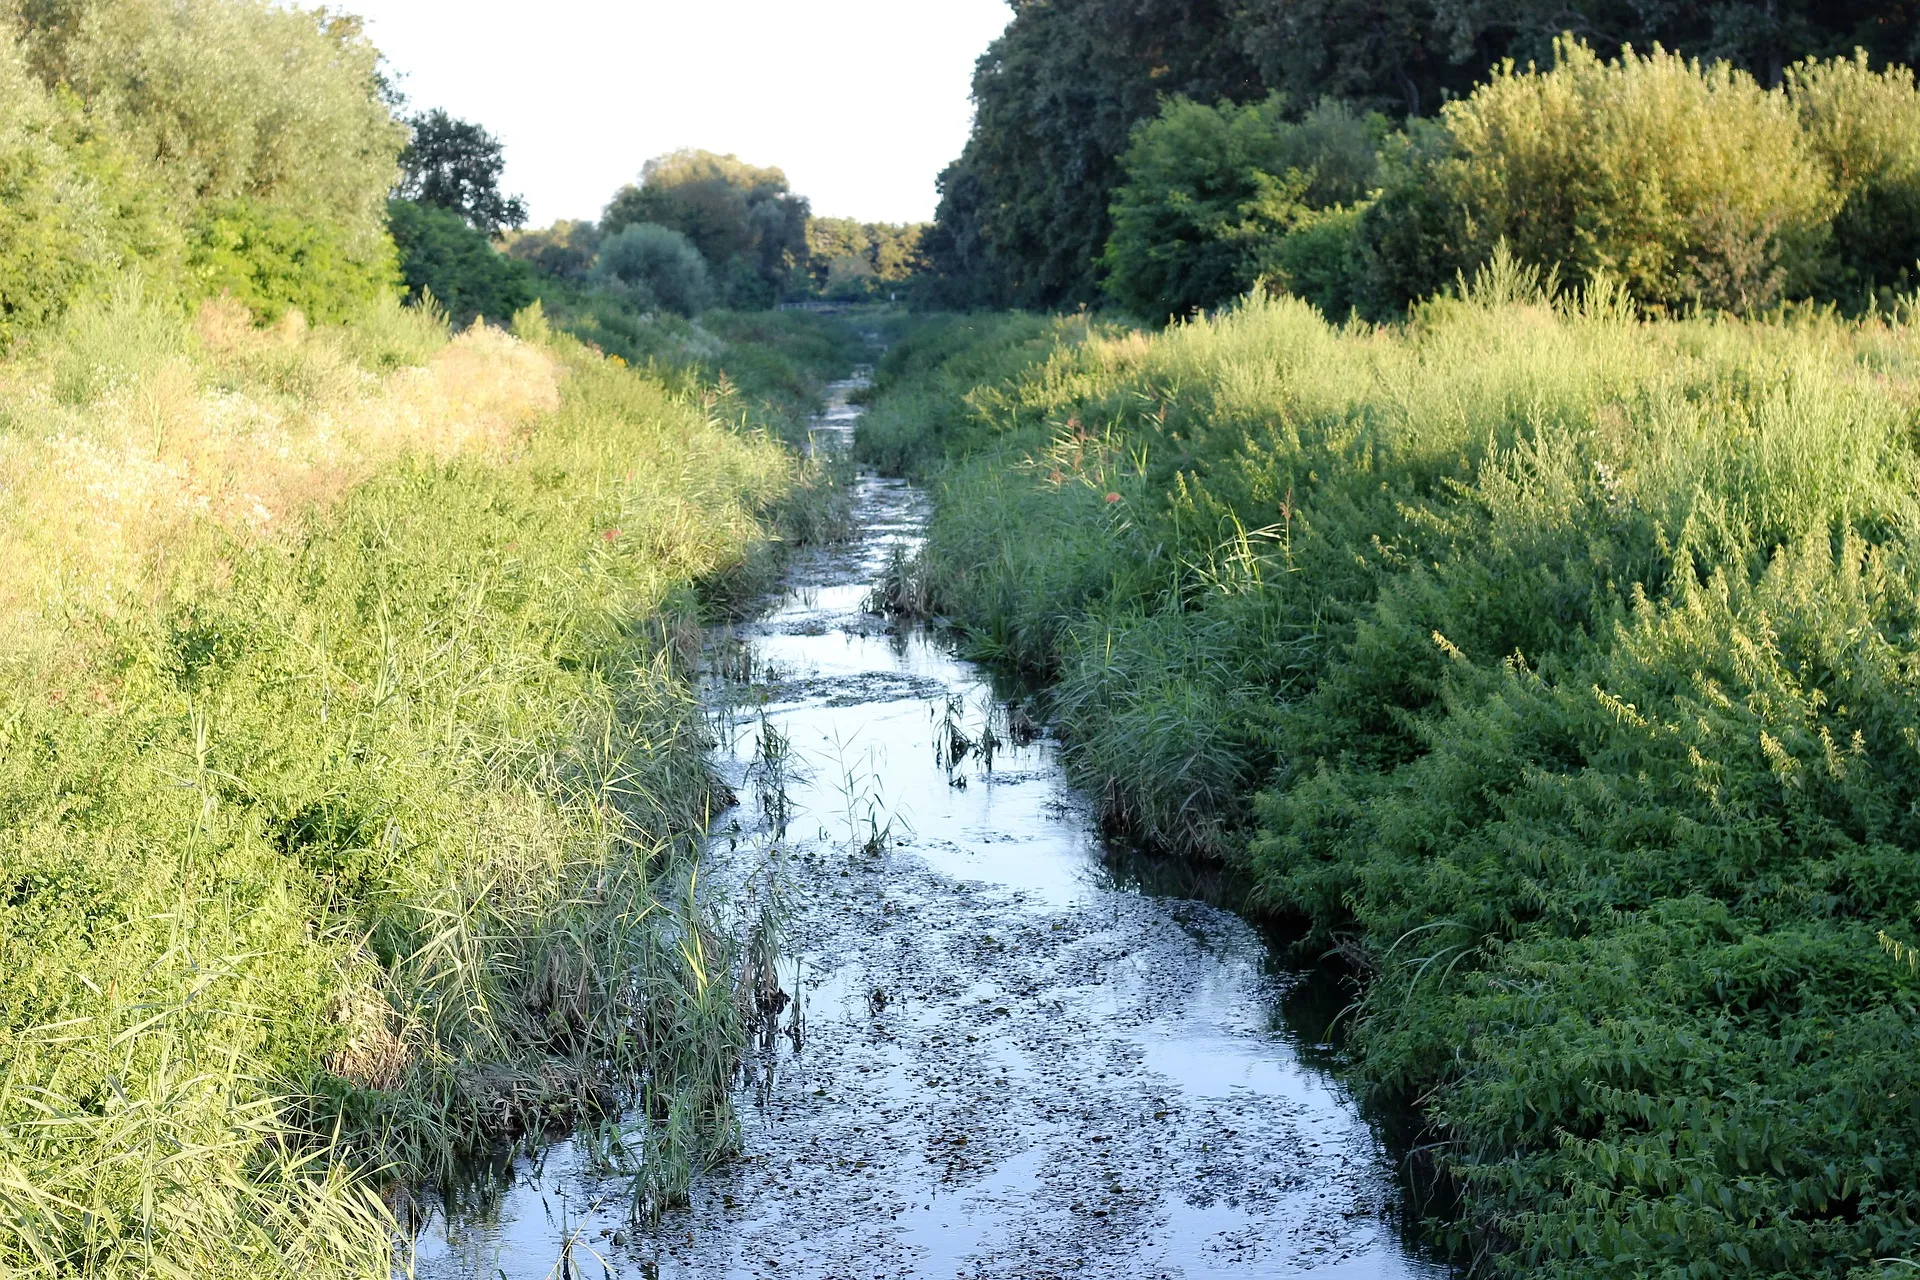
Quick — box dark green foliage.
[591,222,712,317]
[860,288,1920,1271]
[926,0,1263,309]
[1101,95,1380,318]
[397,108,528,234]
[506,219,601,281]
[387,197,533,325]
[602,150,808,307]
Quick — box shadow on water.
[399,380,1468,1279]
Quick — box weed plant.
[860,271,1920,1273]
[0,289,847,1277]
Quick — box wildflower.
[603,528,622,542]
[1105,492,1122,504]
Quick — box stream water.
[404,383,1443,1280]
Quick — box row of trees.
[924,0,1920,311]
[395,139,932,322]
[1099,43,1920,320]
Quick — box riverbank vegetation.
[864,270,1920,1274]
[0,3,863,1276]
[869,19,1920,1274]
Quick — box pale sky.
[348,0,1013,228]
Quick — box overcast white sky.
[348,0,1012,228]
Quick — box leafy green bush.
[387,197,532,325]
[0,0,405,331]
[12,0,403,264]
[192,198,397,323]
[1788,53,1920,302]
[0,37,107,346]
[1363,38,1835,314]
[592,222,713,317]
[1270,204,1367,319]
[1101,95,1379,318]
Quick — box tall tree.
[927,0,1264,310]
[397,109,527,234]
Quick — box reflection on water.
[402,382,1448,1279]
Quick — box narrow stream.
[406,382,1442,1279]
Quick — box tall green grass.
[1,294,851,1277]
[861,275,1920,1272]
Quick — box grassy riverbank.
[0,291,852,1278]
[858,281,1920,1273]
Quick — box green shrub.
[592,222,713,316]
[1366,38,1834,314]
[387,197,532,325]
[1101,95,1380,318]
[12,0,403,258]
[1270,204,1366,319]
[1788,53,1920,303]
[3,0,405,326]
[0,36,108,346]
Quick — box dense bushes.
[0,0,404,343]
[0,38,108,346]
[1790,53,1920,301]
[926,0,1920,310]
[1420,40,1830,311]
[858,285,1920,1272]
[388,197,533,325]
[3,0,402,333]
[1106,41,1920,321]
[1101,96,1378,317]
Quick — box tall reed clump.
[860,276,1920,1271]
[0,288,822,1277]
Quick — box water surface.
[405,383,1442,1280]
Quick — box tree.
[397,109,528,234]
[803,217,928,298]
[2,0,405,325]
[591,222,712,316]
[925,0,1920,311]
[602,150,808,306]
[926,0,1265,310]
[388,197,533,325]
[504,219,601,281]
[1102,96,1381,317]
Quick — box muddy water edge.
[402,381,1450,1280]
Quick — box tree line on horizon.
[391,125,931,329]
[920,0,1920,317]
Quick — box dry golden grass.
[0,295,559,672]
